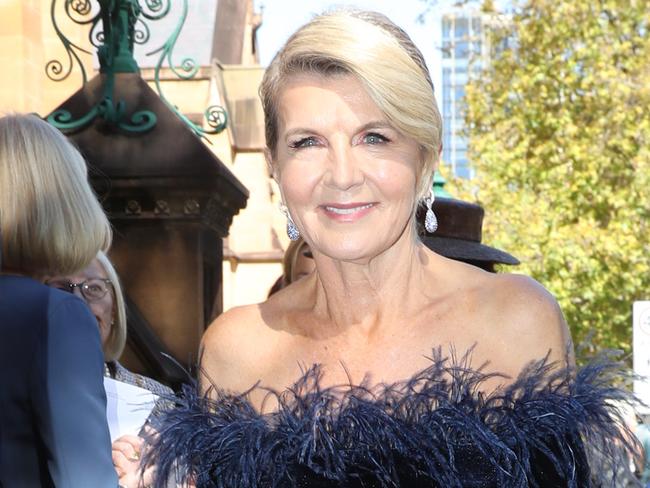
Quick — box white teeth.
[325,204,373,215]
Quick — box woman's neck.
[310,229,437,338]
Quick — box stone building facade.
[0,0,286,313]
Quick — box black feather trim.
[142,350,639,488]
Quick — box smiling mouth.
[324,203,374,215]
[320,202,377,222]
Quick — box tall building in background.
[440,8,489,179]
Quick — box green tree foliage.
[451,0,650,354]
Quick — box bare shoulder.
[201,304,260,353]
[483,273,573,369]
[199,304,272,394]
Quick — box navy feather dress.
[143,350,637,488]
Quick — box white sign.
[104,377,158,442]
[633,301,650,415]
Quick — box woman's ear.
[419,146,439,175]
[429,145,441,174]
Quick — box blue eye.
[364,133,389,145]
[290,137,318,149]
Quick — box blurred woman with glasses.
[46,252,172,487]
[47,252,173,397]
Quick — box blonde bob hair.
[260,9,443,201]
[282,237,311,286]
[95,252,127,362]
[0,114,111,276]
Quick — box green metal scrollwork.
[46,0,97,84]
[145,0,228,139]
[47,0,156,133]
[46,0,228,137]
[96,0,140,74]
[205,105,228,134]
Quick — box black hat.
[419,197,519,266]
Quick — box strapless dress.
[143,349,637,487]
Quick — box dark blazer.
[0,275,118,487]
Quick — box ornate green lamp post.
[45,0,248,386]
[47,0,226,138]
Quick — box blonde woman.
[268,238,316,296]
[0,114,118,486]
[282,238,315,286]
[124,11,632,487]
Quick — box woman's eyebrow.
[284,128,316,139]
[283,120,393,140]
[356,121,394,132]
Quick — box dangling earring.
[424,189,438,234]
[279,202,300,241]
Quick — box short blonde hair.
[282,237,311,286]
[96,252,127,362]
[260,9,442,200]
[0,114,111,276]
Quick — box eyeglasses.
[46,278,113,302]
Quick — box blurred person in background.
[284,238,316,284]
[46,251,173,398]
[46,251,172,487]
[0,113,117,487]
[268,237,315,296]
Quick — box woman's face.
[272,73,422,262]
[47,259,114,349]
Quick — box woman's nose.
[326,144,363,191]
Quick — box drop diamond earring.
[424,189,438,234]
[279,202,300,241]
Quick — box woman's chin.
[308,226,411,264]
[315,241,386,264]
